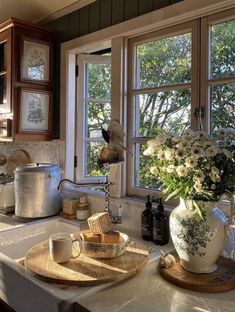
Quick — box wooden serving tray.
[24,236,149,286]
[158,255,235,293]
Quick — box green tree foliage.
[210,20,235,134]
[85,62,111,176]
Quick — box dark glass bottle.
[152,198,169,245]
[141,195,154,241]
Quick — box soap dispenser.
[141,195,154,241]
[152,198,169,245]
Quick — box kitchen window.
[126,10,235,197]
[62,3,235,200]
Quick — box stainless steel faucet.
[57,176,123,224]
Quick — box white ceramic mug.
[49,233,82,264]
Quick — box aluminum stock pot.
[14,164,61,218]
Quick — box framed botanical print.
[19,89,51,132]
[22,40,50,82]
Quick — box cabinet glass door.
[0,75,6,105]
[0,37,10,113]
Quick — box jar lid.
[14,163,60,173]
[77,203,88,210]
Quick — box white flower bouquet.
[144,129,235,218]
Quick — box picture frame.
[22,39,50,82]
[19,89,51,132]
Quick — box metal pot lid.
[14,163,60,172]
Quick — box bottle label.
[153,230,163,240]
[153,217,169,244]
[142,224,152,236]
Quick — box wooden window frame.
[200,8,235,133]
[126,20,199,197]
[76,53,111,183]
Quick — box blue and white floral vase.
[170,198,229,273]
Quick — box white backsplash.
[0,140,63,174]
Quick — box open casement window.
[127,21,199,197]
[201,9,235,134]
[76,54,111,182]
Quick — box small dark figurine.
[98,119,132,168]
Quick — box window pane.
[135,143,160,189]
[135,89,191,137]
[86,63,111,99]
[85,142,108,176]
[210,19,235,79]
[210,83,235,134]
[135,33,191,89]
[86,102,111,138]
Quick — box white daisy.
[191,146,203,158]
[211,166,220,174]
[175,148,185,160]
[158,151,165,160]
[210,172,221,183]
[143,146,155,156]
[194,182,203,192]
[165,149,174,161]
[150,166,159,175]
[185,156,197,168]
[176,165,188,177]
[193,171,205,182]
[166,165,175,173]
[206,146,218,157]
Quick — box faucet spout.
[57,178,113,191]
[57,177,122,224]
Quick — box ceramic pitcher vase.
[170,198,228,273]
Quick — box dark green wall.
[46,0,183,138]
[45,0,183,43]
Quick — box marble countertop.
[76,257,235,312]
[0,214,234,312]
[0,213,24,230]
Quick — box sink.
[0,217,81,260]
[0,216,94,312]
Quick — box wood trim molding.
[61,0,235,54]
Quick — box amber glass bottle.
[152,198,169,245]
[141,195,154,241]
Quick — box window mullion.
[200,16,210,133]
[132,83,192,94]
[191,19,201,131]
[208,76,235,85]
[84,98,111,103]
[83,137,104,142]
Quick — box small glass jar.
[76,203,90,220]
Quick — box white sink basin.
[0,216,94,312]
[0,217,81,260]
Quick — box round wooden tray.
[24,237,149,286]
[158,255,235,293]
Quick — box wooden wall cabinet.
[0,18,56,141]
